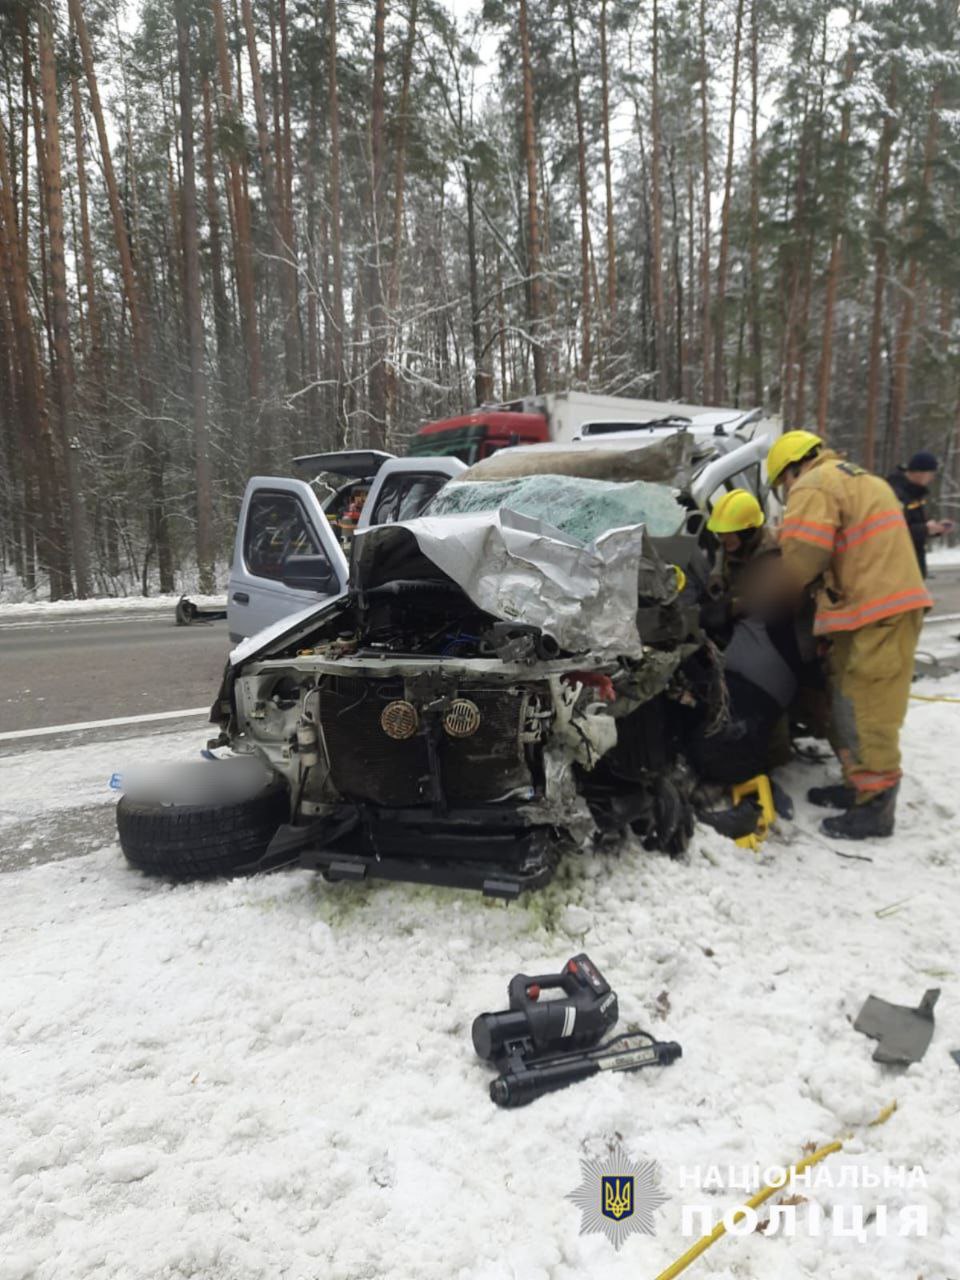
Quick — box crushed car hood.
[227,474,687,669]
[353,503,673,658]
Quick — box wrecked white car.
[117,430,769,898]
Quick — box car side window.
[728,462,761,497]
[244,491,324,581]
[372,474,448,525]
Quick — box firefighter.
[886,450,954,578]
[704,489,780,622]
[766,431,932,839]
[692,490,814,793]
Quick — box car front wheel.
[116,778,289,880]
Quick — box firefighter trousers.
[827,608,923,799]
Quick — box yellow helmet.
[766,430,823,487]
[707,489,764,534]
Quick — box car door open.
[228,477,349,641]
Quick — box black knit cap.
[906,450,938,472]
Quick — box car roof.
[575,407,762,441]
[293,449,395,480]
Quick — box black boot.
[808,782,857,810]
[770,779,795,821]
[821,785,898,841]
[698,798,763,840]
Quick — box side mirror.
[281,554,336,594]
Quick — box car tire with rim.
[116,782,289,879]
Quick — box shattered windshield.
[425,474,686,543]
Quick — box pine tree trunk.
[668,144,683,398]
[0,118,69,598]
[814,11,857,437]
[366,0,388,447]
[685,158,696,400]
[326,0,345,435]
[70,0,173,593]
[176,0,214,595]
[25,20,55,369]
[464,162,490,404]
[211,0,262,453]
[240,0,298,405]
[518,0,546,393]
[279,0,301,394]
[887,86,942,469]
[0,282,24,580]
[600,0,616,321]
[201,75,232,366]
[304,56,321,436]
[388,0,419,315]
[564,0,592,380]
[792,24,829,428]
[712,0,745,405]
[698,0,711,401]
[650,0,667,397]
[497,252,508,397]
[38,0,91,597]
[748,0,763,406]
[863,70,897,471]
[386,0,419,415]
[69,36,117,576]
[70,0,145,375]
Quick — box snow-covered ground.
[928,545,960,569]
[0,728,206,856]
[0,594,225,620]
[2,683,960,1278]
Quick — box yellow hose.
[910,692,960,704]
[653,1103,897,1280]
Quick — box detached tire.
[117,782,289,880]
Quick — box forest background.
[0,0,957,597]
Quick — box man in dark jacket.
[887,451,954,577]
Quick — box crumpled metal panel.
[460,430,696,487]
[355,507,659,657]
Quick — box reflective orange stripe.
[836,509,906,552]
[841,508,903,538]
[782,515,835,534]
[850,768,901,794]
[781,522,835,549]
[815,589,932,633]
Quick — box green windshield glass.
[427,474,685,542]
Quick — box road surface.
[0,605,232,873]
[0,609,229,737]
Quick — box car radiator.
[318,675,535,808]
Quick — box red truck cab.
[408,410,548,463]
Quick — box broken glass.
[426,474,686,542]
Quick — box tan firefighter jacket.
[778,450,932,634]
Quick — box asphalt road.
[0,609,230,737]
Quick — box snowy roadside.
[0,728,210,873]
[0,594,225,622]
[927,546,960,569]
[0,727,210,833]
[2,681,959,1278]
